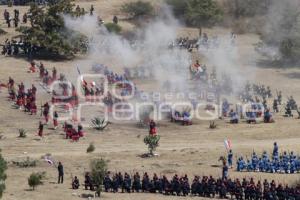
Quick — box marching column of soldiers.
[72,171,300,199]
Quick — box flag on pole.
[45,157,54,165]
[224,139,232,150]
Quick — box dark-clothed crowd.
[71,171,300,199]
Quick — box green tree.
[226,0,271,18]
[144,135,160,156]
[167,0,223,28]
[121,1,154,19]
[28,172,43,190]
[90,158,107,196]
[19,0,87,58]
[0,150,7,198]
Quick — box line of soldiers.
[238,82,299,119]
[72,171,300,199]
[240,83,273,103]
[235,143,300,174]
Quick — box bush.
[28,172,45,190]
[12,157,37,168]
[18,129,27,138]
[167,0,223,28]
[90,158,108,196]
[91,118,110,131]
[104,23,122,34]
[121,1,154,18]
[0,150,7,198]
[144,135,160,156]
[209,121,217,129]
[87,143,95,153]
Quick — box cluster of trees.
[226,0,300,62]
[6,0,299,62]
[121,1,154,19]
[18,0,87,58]
[226,0,271,18]
[120,0,223,29]
[263,0,300,61]
[167,0,223,28]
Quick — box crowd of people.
[221,81,299,124]
[5,77,38,115]
[169,32,236,52]
[230,143,300,174]
[123,66,154,79]
[63,122,85,141]
[1,38,39,58]
[71,171,300,199]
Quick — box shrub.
[104,23,122,34]
[121,1,154,18]
[18,129,27,138]
[12,157,37,168]
[0,150,7,198]
[167,0,223,28]
[144,135,160,156]
[28,172,45,190]
[91,118,110,131]
[90,158,108,196]
[209,121,217,129]
[87,143,95,153]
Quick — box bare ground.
[1,1,300,200]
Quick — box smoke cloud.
[64,5,192,97]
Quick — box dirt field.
[1,1,300,200]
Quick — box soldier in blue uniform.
[227,149,233,168]
[272,142,279,159]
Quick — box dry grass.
[0,1,300,200]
